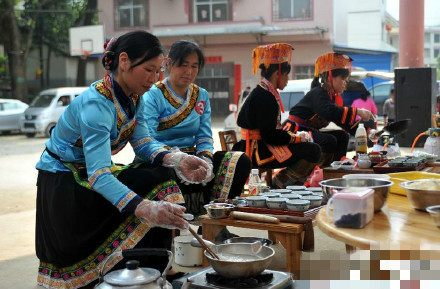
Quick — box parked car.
[20,87,88,137]
[368,80,394,116]
[0,98,29,134]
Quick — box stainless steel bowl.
[319,178,393,212]
[204,203,234,219]
[400,180,440,211]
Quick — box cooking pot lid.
[104,260,160,286]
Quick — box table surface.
[316,193,440,251]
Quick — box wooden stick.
[188,227,219,260]
[350,119,361,130]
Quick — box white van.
[224,79,312,130]
[20,87,88,137]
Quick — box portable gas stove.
[172,266,294,289]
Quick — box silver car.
[0,98,29,134]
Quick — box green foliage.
[0,56,8,78]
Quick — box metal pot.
[95,248,173,289]
[190,238,274,278]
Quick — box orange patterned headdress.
[314,52,352,77]
[252,43,294,74]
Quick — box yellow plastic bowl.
[387,171,440,196]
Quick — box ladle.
[188,227,219,259]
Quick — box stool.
[199,215,304,278]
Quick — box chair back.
[218,130,238,151]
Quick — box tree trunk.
[0,0,29,102]
[76,58,87,86]
[46,46,52,86]
[75,0,98,86]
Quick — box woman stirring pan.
[35,31,210,289]
[282,52,374,166]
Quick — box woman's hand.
[356,108,374,121]
[297,131,312,142]
[163,150,211,184]
[135,200,189,230]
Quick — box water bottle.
[355,123,368,156]
[248,169,262,196]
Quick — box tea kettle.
[95,248,173,289]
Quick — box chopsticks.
[188,227,219,260]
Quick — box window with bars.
[294,65,314,79]
[273,0,311,21]
[115,0,148,29]
[194,0,229,22]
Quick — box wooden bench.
[199,215,304,278]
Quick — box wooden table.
[316,193,440,252]
[323,162,440,180]
[323,167,373,180]
[199,215,304,277]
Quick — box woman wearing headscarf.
[140,40,251,215]
[35,31,210,289]
[282,52,374,166]
[233,43,321,189]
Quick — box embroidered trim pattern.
[89,167,111,187]
[155,80,200,131]
[116,191,137,211]
[211,151,242,199]
[37,180,183,289]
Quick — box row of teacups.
[246,194,323,212]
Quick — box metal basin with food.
[400,179,440,211]
[320,178,393,212]
[204,243,275,278]
[204,203,234,219]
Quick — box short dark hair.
[102,30,164,71]
[390,88,395,94]
[168,40,205,71]
[259,62,291,79]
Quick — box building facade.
[97,0,335,117]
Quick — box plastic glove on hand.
[297,131,312,142]
[368,129,380,142]
[357,108,374,121]
[163,150,210,184]
[135,200,189,230]
[200,156,215,186]
[178,154,211,184]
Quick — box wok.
[375,119,411,137]
[190,237,275,278]
[204,243,275,278]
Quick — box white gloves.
[297,131,313,142]
[135,200,189,230]
[368,129,380,142]
[162,148,211,185]
[356,108,374,121]
[200,156,215,186]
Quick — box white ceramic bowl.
[286,185,307,191]
[292,190,313,197]
[266,197,288,210]
[307,187,323,193]
[300,195,323,207]
[281,193,301,200]
[261,192,281,198]
[245,196,268,208]
[269,189,292,194]
[286,199,310,212]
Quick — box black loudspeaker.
[394,67,437,147]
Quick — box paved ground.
[0,119,414,288]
